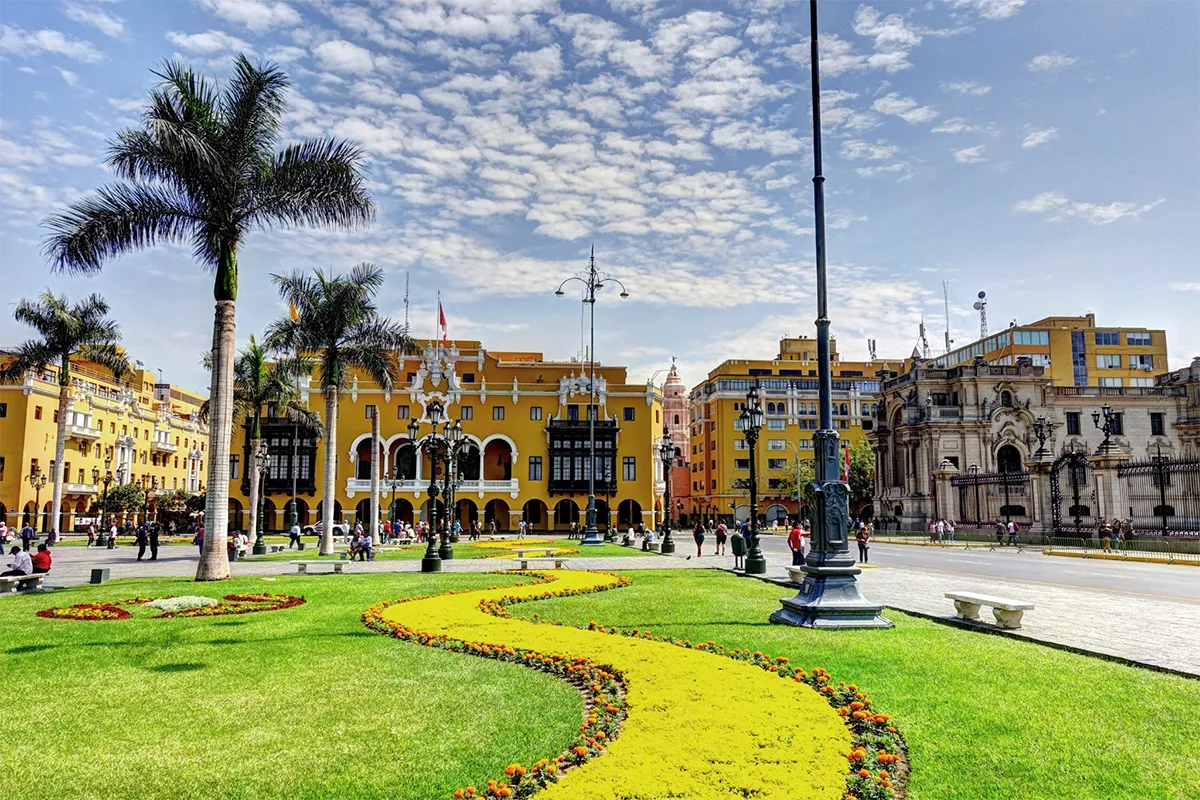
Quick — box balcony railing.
[348,478,521,495]
[150,440,178,453]
[67,424,101,441]
[64,482,99,495]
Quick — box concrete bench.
[513,548,556,559]
[0,573,47,594]
[945,591,1034,629]
[266,544,287,554]
[510,558,567,570]
[291,560,346,574]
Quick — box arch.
[355,498,375,530]
[997,444,1023,474]
[389,498,414,526]
[261,498,277,532]
[483,439,514,481]
[733,504,750,523]
[355,439,383,480]
[673,413,680,425]
[228,498,244,532]
[553,499,579,530]
[617,499,643,527]
[455,440,481,481]
[1000,390,1013,407]
[764,503,788,525]
[284,497,310,527]
[42,501,53,532]
[484,499,510,530]
[523,499,548,531]
[389,439,418,481]
[594,498,611,530]
[420,498,446,523]
[22,502,34,530]
[455,498,479,529]
[315,500,344,522]
[767,402,776,414]
[839,402,849,416]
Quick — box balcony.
[150,439,178,453]
[67,424,101,441]
[346,477,521,496]
[64,482,98,495]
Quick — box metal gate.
[1050,446,1095,536]
[1118,452,1200,535]
[952,469,1031,526]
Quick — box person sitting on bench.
[3,545,32,577]
[31,543,52,574]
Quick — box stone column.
[1090,451,1128,526]
[932,460,958,523]
[1025,457,1055,536]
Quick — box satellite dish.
[977,291,987,300]
[972,301,983,310]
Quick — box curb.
[1041,550,1200,567]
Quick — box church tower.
[662,358,691,523]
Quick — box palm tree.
[0,292,130,538]
[202,336,320,544]
[42,56,374,580]
[265,263,412,555]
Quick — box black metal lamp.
[658,433,675,554]
[742,384,766,574]
[252,442,270,555]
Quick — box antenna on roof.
[403,270,410,332]
[972,291,988,339]
[868,339,877,362]
[918,317,930,359]
[942,281,954,355]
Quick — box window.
[530,406,542,421]
[733,418,744,431]
[1129,377,1154,387]
[767,419,786,430]
[1150,413,1165,436]
[0,402,5,417]
[1066,412,1081,436]
[462,373,475,383]
[567,405,579,421]
[1129,354,1154,369]
[767,459,787,470]
[110,422,116,434]
[492,406,505,421]
[364,405,377,419]
[709,421,716,431]
[230,455,241,480]
[767,439,786,450]
[622,456,636,481]
[1110,413,1124,436]
[1014,330,1049,345]
[1098,377,1123,387]
[1126,332,1151,346]
[528,456,543,481]
[734,440,748,450]
[711,459,716,470]
[1095,331,1120,346]
[673,414,680,424]
[734,459,750,470]
[34,406,43,420]
[623,407,635,421]
[461,406,473,420]
[1096,355,1122,369]
[397,406,410,419]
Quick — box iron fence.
[951,469,1031,526]
[1117,455,1200,535]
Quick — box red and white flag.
[842,444,851,482]
[438,301,448,345]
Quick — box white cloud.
[931,116,978,134]
[64,3,125,38]
[855,162,912,179]
[510,44,562,81]
[941,80,991,95]
[0,24,104,62]
[840,139,899,160]
[1021,127,1058,148]
[853,6,922,52]
[1015,192,1165,225]
[945,0,1027,20]
[786,33,912,77]
[1029,52,1077,71]
[711,120,804,155]
[315,39,376,73]
[196,0,301,33]
[653,10,734,56]
[871,92,938,124]
[1169,282,1200,292]
[265,45,306,63]
[953,145,986,163]
[166,29,251,55]
[56,67,79,87]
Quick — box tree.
[0,292,129,539]
[203,336,320,539]
[776,457,817,510]
[103,482,146,514]
[847,440,876,515]
[265,264,413,555]
[43,56,374,580]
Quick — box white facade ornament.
[512,378,519,404]
[351,375,359,403]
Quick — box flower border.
[364,571,907,800]
[36,593,305,621]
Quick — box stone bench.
[291,560,346,574]
[266,544,287,554]
[509,558,567,570]
[513,548,556,559]
[0,573,47,594]
[945,591,1034,629]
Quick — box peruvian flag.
[438,301,448,345]
[842,444,851,482]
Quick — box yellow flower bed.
[376,571,851,800]
[468,539,581,559]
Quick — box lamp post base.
[421,555,442,573]
[770,564,893,629]
[96,534,109,548]
[252,539,266,556]
[438,542,453,560]
[580,525,603,546]
[743,551,767,574]
[660,534,675,555]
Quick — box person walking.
[714,521,728,555]
[787,520,805,566]
[107,522,117,549]
[993,519,1005,547]
[289,521,302,549]
[87,523,96,548]
[692,521,705,557]
[20,523,35,553]
[194,525,204,556]
[149,524,160,561]
[1099,519,1112,553]
[856,525,871,563]
[1006,519,1019,547]
[135,525,149,561]
[945,519,956,543]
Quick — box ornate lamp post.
[252,442,270,555]
[28,466,47,543]
[1033,416,1051,459]
[771,0,891,628]
[96,452,114,547]
[657,433,676,554]
[555,245,629,546]
[409,400,457,572]
[1092,404,1116,453]
[740,385,767,574]
[968,463,982,528]
[442,420,465,546]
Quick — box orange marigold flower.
[454,790,465,799]
[850,701,865,710]
[857,769,870,778]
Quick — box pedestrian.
[1099,519,1112,553]
[194,525,204,556]
[1111,522,1123,552]
[692,521,705,557]
[993,519,1005,547]
[856,525,870,563]
[488,520,497,538]
[0,521,8,545]
[87,524,96,548]
[715,521,728,555]
[289,520,301,549]
[149,524,160,561]
[107,522,117,549]
[945,519,956,543]
[357,531,372,561]
[20,523,35,552]
[1007,520,1019,547]
[3,545,32,577]
[136,525,149,561]
[730,528,746,570]
[31,543,52,575]
[787,520,805,566]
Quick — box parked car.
[302,521,350,537]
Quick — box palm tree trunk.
[197,297,236,581]
[370,407,381,547]
[50,372,70,539]
[246,437,261,546]
[320,385,338,556]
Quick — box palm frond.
[0,341,58,383]
[220,55,289,167]
[249,139,375,232]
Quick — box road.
[750,534,1200,603]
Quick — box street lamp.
[554,245,629,547]
[1032,416,1051,459]
[28,466,48,545]
[1092,404,1116,453]
[771,0,890,628]
[408,400,459,572]
[252,442,270,555]
[96,451,114,547]
[740,384,766,574]
[968,463,982,529]
[443,420,465,545]
[658,433,676,554]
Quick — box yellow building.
[0,355,209,531]
[934,314,1168,387]
[686,337,904,525]
[230,340,666,533]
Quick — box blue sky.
[2,0,1197,395]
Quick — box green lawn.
[520,570,1200,800]
[0,572,581,800]
[249,540,652,561]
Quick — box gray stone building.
[869,356,1200,535]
